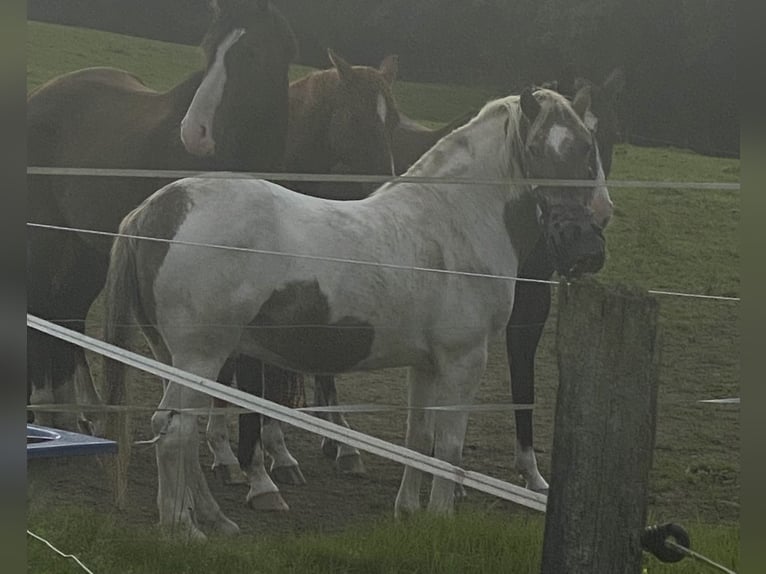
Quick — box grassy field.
[27,21,499,125]
[27,20,740,573]
[28,505,738,574]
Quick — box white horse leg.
[244,440,289,511]
[514,439,549,493]
[395,366,436,518]
[154,360,239,540]
[333,419,366,476]
[428,347,487,515]
[314,375,365,474]
[261,419,306,485]
[206,411,248,485]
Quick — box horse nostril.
[200,125,208,139]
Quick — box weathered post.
[540,279,660,574]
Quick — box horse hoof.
[247,491,290,512]
[271,465,307,486]
[455,483,468,499]
[321,437,338,460]
[336,454,366,476]
[212,463,248,485]
[531,486,549,496]
[211,517,241,536]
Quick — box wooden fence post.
[540,279,661,574]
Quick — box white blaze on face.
[376,92,387,125]
[181,28,246,157]
[546,124,573,157]
[584,110,599,132]
[377,92,396,175]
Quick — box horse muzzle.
[545,221,606,279]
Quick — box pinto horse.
[244,67,626,498]
[26,0,297,434]
[103,88,613,538]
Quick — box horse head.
[325,49,401,178]
[181,0,297,169]
[571,67,625,178]
[519,88,614,278]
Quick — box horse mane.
[372,88,572,201]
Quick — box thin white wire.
[26,165,741,190]
[27,222,741,302]
[27,530,96,574]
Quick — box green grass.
[27,20,498,125]
[27,506,738,574]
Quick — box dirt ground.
[27,297,740,537]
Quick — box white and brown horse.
[103,88,612,538]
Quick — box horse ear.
[573,77,591,93]
[328,48,354,84]
[602,66,626,99]
[540,80,558,92]
[572,86,592,120]
[520,88,541,123]
[379,55,398,85]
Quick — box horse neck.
[404,113,515,183]
[286,72,337,171]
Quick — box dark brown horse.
[508,66,625,492]
[27,0,297,435]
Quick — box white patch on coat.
[584,110,599,132]
[546,124,573,157]
[377,93,387,125]
[181,28,245,156]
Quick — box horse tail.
[102,213,142,508]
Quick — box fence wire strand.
[27,530,96,574]
[27,165,740,190]
[26,222,740,302]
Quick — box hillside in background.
[27,0,738,159]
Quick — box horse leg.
[313,375,338,459]
[27,328,57,428]
[507,238,553,493]
[427,346,487,514]
[28,233,106,434]
[237,405,289,512]
[261,363,306,485]
[154,356,239,540]
[204,357,248,485]
[315,375,365,475]
[394,366,437,518]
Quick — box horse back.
[28,67,179,168]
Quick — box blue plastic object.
[27,424,117,459]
